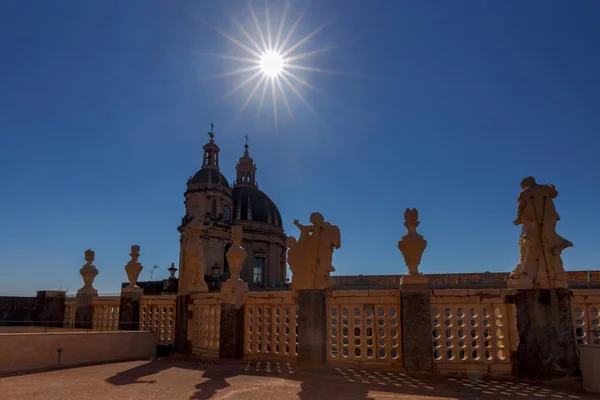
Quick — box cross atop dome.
[208,122,215,141]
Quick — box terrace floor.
[0,356,594,400]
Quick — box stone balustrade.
[326,290,402,366]
[139,295,177,344]
[189,293,224,357]
[63,297,77,328]
[244,291,299,359]
[571,289,600,345]
[92,296,120,331]
[430,289,517,376]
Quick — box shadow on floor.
[104,357,592,400]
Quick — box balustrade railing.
[63,297,76,328]
[139,295,177,344]
[244,292,298,358]
[430,289,516,375]
[189,293,223,356]
[327,290,401,365]
[92,296,120,331]
[571,289,600,345]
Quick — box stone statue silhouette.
[287,212,341,291]
[508,177,573,289]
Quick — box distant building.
[177,129,286,292]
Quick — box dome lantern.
[235,135,257,187]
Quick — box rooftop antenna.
[150,264,160,280]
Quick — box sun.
[206,1,344,128]
[260,50,284,77]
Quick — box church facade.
[177,129,287,293]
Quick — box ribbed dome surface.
[189,168,230,189]
[232,186,283,229]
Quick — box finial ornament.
[168,262,178,280]
[508,176,573,289]
[223,225,249,307]
[286,212,341,291]
[208,122,215,140]
[124,245,144,292]
[78,248,99,295]
[398,208,427,276]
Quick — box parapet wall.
[0,331,156,374]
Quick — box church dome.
[232,186,283,229]
[189,168,230,189]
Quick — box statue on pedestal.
[184,218,213,293]
[286,212,341,291]
[508,177,573,289]
[78,249,99,295]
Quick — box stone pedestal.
[35,290,65,328]
[219,303,245,359]
[297,290,327,364]
[74,292,95,329]
[400,278,433,373]
[174,294,191,354]
[514,289,579,380]
[119,289,142,331]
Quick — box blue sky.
[1,1,599,295]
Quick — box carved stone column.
[397,209,433,373]
[220,226,248,358]
[75,249,99,329]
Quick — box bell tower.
[235,135,257,186]
[202,122,220,170]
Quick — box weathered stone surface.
[219,303,245,358]
[174,294,191,354]
[297,289,327,364]
[401,290,433,372]
[35,291,65,328]
[74,292,95,329]
[119,292,141,331]
[515,289,579,380]
[74,305,94,329]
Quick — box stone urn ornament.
[168,262,178,279]
[226,226,246,282]
[78,248,99,295]
[223,225,248,307]
[398,208,427,276]
[124,245,144,289]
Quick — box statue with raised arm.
[286,212,341,291]
[183,217,214,293]
[508,177,573,289]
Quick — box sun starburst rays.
[206,0,339,129]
